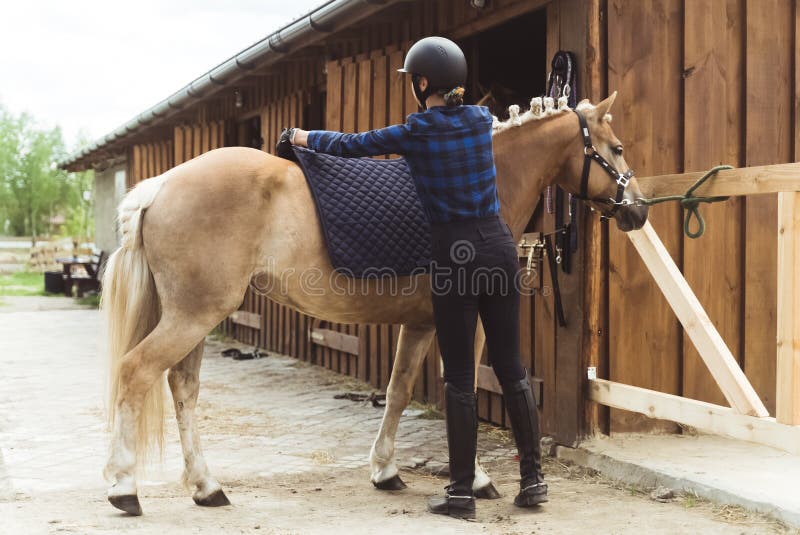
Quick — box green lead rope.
[636,165,733,239]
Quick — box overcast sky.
[0,0,323,149]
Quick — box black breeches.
[429,215,526,393]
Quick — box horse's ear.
[594,91,618,119]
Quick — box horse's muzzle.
[615,203,649,231]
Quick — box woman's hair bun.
[443,86,465,106]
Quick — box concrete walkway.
[0,297,791,534]
[558,433,800,528]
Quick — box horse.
[101,92,647,515]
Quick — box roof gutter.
[61,0,402,170]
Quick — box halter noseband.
[573,110,635,220]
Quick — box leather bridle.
[573,110,635,220]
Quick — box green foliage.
[0,271,46,296]
[76,293,101,308]
[0,103,94,241]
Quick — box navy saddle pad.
[292,146,432,278]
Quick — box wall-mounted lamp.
[470,0,487,8]
[234,89,243,108]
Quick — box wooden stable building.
[63,0,800,449]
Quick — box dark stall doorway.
[461,8,548,120]
[234,115,263,150]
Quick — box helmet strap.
[412,74,433,110]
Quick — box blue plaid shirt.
[307,105,499,223]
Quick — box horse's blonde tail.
[102,174,169,466]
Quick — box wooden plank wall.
[606,0,798,432]
[117,0,583,443]
[216,0,558,424]
[126,138,174,188]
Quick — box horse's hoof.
[373,474,407,491]
[108,494,143,516]
[194,489,231,507]
[475,482,502,500]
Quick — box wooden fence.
[603,0,799,432]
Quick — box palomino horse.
[102,92,647,515]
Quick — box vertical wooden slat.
[326,60,343,131]
[779,0,800,424]
[129,145,140,188]
[342,61,358,132]
[380,324,391,389]
[159,142,168,174]
[173,126,184,165]
[372,52,389,129]
[388,50,406,128]
[183,127,193,162]
[370,324,380,386]
[192,125,202,157]
[776,191,800,425]
[607,0,683,433]
[744,0,792,415]
[681,0,745,407]
[209,121,218,150]
[358,58,373,131]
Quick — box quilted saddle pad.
[292,146,432,278]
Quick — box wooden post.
[626,221,769,417]
[776,192,800,424]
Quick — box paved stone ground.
[0,297,792,534]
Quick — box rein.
[635,165,732,238]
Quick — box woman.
[281,36,547,519]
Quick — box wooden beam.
[776,192,800,424]
[310,328,359,356]
[446,0,550,41]
[477,364,502,394]
[230,311,261,330]
[627,221,769,417]
[476,364,544,406]
[589,379,800,456]
[636,162,800,198]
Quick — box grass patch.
[0,271,47,296]
[76,293,101,308]
[208,326,237,343]
[408,400,444,420]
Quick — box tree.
[0,103,92,241]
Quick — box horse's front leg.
[472,319,501,499]
[370,323,435,490]
[167,343,230,507]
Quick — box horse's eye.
[613,145,624,155]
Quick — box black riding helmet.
[398,36,467,109]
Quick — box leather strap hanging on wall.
[545,51,579,274]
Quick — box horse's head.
[556,92,649,231]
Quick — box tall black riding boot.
[427,383,477,519]
[501,373,548,506]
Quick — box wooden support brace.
[777,192,800,424]
[589,379,800,455]
[637,162,800,198]
[627,221,769,417]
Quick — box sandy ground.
[0,297,794,534]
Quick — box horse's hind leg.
[168,342,230,507]
[106,315,217,515]
[370,323,435,490]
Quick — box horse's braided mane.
[490,97,610,136]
